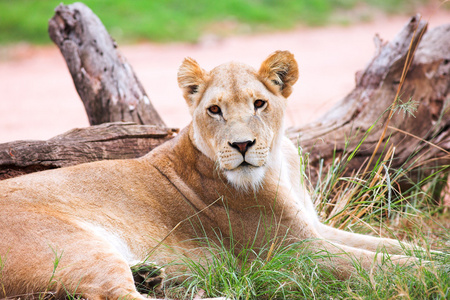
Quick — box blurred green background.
[0,0,436,45]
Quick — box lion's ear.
[177,57,207,110]
[258,51,299,98]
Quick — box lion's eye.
[208,105,222,115]
[254,99,266,109]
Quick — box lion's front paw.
[131,262,165,293]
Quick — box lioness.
[1,51,416,299]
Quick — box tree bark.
[287,15,450,183]
[48,2,166,127]
[0,123,177,180]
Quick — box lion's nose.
[229,140,255,156]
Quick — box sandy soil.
[0,9,449,143]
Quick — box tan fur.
[0,51,416,299]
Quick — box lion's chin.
[223,165,266,192]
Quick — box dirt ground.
[0,9,449,144]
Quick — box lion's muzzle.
[218,139,269,171]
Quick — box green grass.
[153,211,449,299]
[0,0,432,45]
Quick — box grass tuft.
[157,230,449,299]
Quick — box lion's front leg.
[276,204,417,278]
[303,238,418,279]
[314,221,415,255]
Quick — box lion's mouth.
[239,161,261,169]
[239,161,251,167]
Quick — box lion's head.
[177,51,299,190]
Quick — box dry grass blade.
[387,125,450,156]
[363,18,427,175]
[337,144,396,229]
[327,174,357,227]
[146,197,223,259]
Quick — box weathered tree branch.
[48,3,166,127]
[0,123,177,180]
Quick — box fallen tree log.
[0,123,177,180]
[48,3,166,127]
[287,16,450,184]
[0,5,449,187]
